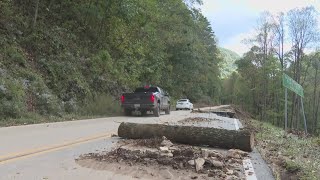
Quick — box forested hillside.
[218,47,240,78]
[0,0,222,120]
[223,8,320,135]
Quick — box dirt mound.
[76,138,250,179]
[231,105,253,121]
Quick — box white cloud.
[201,0,320,55]
[202,0,320,15]
[244,0,320,14]
[222,30,256,56]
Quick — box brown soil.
[230,105,252,121]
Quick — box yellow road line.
[0,132,114,164]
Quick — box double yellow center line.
[0,132,114,164]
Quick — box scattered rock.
[227,150,241,159]
[168,146,179,151]
[228,149,249,157]
[195,158,205,172]
[225,175,238,180]
[208,151,224,159]
[226,169,233,175]
[229,158,242,164]
[161,138,174,147]
[160,146,170,152]
[111,134,118,137]
[208,158,224,168]
[188,160,195,166]
[201,149,209,158]
[220,173,227,178]
[160,152,173,157]
[233,171,240,177]
[78,138,247,179]
[160,169,173,179]
[208,172,214,177]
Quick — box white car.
[176,99,193,110]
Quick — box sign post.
[301,98,308,134]
[285,88,288,131]
[282,74,307,134]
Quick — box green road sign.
[283,74,304,97]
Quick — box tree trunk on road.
[118,122,254,152]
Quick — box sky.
[200,0,320,56]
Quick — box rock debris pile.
[78,137,250,179]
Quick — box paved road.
[0,109,274,180]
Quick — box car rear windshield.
[134,87,159,93]
[178,99,188,102]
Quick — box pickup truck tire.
[153,103,160,117]
[165,105,170,114]
[124,109,132,116]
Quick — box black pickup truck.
[121,86,170,117]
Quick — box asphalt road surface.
[0,109,274,180]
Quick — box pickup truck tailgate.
[123,92,153,104]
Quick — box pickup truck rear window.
[178,99,188,102]
[134,87,159,93]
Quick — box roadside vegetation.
[222,7,320,136]
[250,119,320,180]
[222,6,320,179]
[0,0,226,125]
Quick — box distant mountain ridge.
[218,47,240,78]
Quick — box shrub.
[79,93,121,116]
[5,46,27,67]
[285,160,302,173]
[0,78,26,118]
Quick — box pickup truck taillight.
[150,94,155,102]
[121,95,125,103]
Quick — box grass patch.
[79,93,122,117]
[251,120,320,180]
[285,160,302,173]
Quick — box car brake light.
[150,94,155,102]
[121,95,125,103]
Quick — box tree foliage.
[223,6,320,135]
[0,0,221,119]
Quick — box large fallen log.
[118,122,254,152]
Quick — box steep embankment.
[0,0,222,123]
